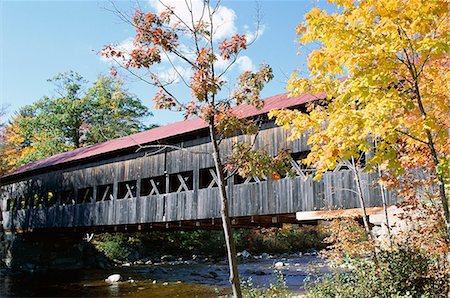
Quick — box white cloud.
[157,65,193,84]
[243,24,266,43]
[236,55,255,72]
[214,54,228,71]
[150,0,237,40]
[214,54,254,73]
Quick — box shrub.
[93,233,134,261]
[247,224,328,253]
[305,209,450,298]
[305,244,450,297]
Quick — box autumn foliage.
[270,0,450,241]
[102,3,282,296]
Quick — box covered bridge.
[1,92,396,234]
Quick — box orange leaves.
[213,108,257,138]
[295,24,307,36]
[190,69,223,102]
[129,47,161,68]
[219,34,247,60]
[133,10,178,51]
[196,47,216,68]
[153,90,176,110]
[321,218,374,261]
[271,172,282,181]
[226,144,293,181]
[233,64,274,108]
[101,9,178,72]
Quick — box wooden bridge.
[0,92,397,234]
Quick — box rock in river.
[105,274,122,283]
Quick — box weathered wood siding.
[1,125,396,232]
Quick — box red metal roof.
[3,92,324,178]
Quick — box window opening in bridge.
[290,151,314,177]
[234,174,266,185]
[169,171,193,193]
[61,190,75,205]
[47,191,57,207]
[141,176,165,196]
[18,196,29,209]
[199,168,220,189]
[97,184,113,201]
[118,180,137,199]
[77,187,93,204]
[33,194,44,209]
[9,198,18,211]
[6,199,12,211]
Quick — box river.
[1,254,328,297]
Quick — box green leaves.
[3,72,151,169]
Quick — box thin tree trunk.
[208,123,242,298]
[378,166,392,248]
[351,157,374,241]
[427,139,450,242]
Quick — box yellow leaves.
[286,74,312,96]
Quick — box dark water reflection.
[1,255,326,297]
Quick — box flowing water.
[1,254,328,297]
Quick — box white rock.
[241,250,251,258]
[274,261,285,268]
[105,274,122,283]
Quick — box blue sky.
[1,0,321,126]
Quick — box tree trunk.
[378,166,392,248]
[208,124,242,298]
[351,157,374,241]
[426,137,450,242]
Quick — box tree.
[270,0,450,240]
[102,1,290,296]
[2,72,151,169]
[84,75,152,143]
[0,105,10,175]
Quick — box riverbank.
[1,253,329,297]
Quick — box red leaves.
[271,172,282,181]
[213,107,257,138]
[196,48,216,68]
[190,69,223,102]
[233,64,274,108]
[154,90,176,110]
[129,47,161,68]
[109,66,118,77]
[133,10,179,52]
[226,144,292,181]
[219,34,247,60]
[101,9,178,72]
